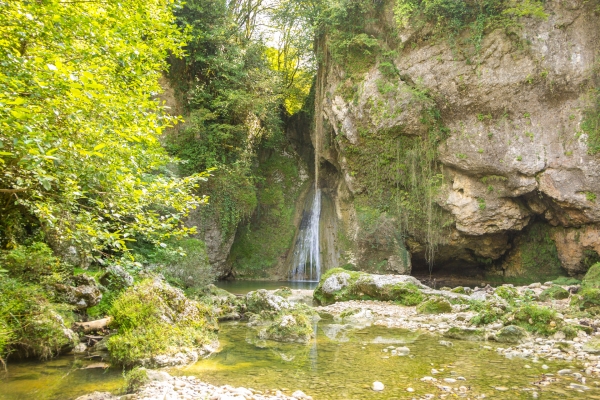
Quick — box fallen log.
[73,317,112,333]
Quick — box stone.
[416,297,452,314]
[539,285,570,301]
[372,381,384,391]
[74,392,118,400]
[246,290,291,313]
[495,325,529,344]
[443,327,485,341]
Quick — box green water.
[215,280,317,294]
[2,321,600,399]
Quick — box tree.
[0,0,206,259]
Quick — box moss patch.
[107,279,218,366]
[582,262,600,289]
[444,327,485,341]
[508,304,561,336]
[539,285,570,301]
[416,297,452,314]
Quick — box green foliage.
[1,242,68,285]
[494,286,518,302]
[582,262,600,289]
[552,276,581,286]
[416,297,452,314]
[0,0,204,256]
[107,279,217,366]
[0,276,75,360]
[504,223,564,282]
[124,367,149,394]
[345,88,450,266]
[394,0,546,59]
[228,153,306,277]
[582,84,600,155]
[144,238,215,290]
[509,304,560,336]
[470,300,507,325]
[391,283,425,306]
[321,0,385,78]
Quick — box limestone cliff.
[312,0,600,280]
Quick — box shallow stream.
[3,319,600,399]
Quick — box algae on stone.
[416,297,452,314]
[539,285,569,301]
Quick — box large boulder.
[106,278,218,367]
[313,268,426,306]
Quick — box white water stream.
[290,189,322,281]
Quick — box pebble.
[406,387,415,392]
[372,381,384,391]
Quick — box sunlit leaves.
[0,0,205,256]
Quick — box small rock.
[372,381,384,391]
[406,387,415,392]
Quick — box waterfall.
[290,189,322,282]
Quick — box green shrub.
[509,304,560,336]
[495,285,518,302]
[416,297,452,314]
[124,367,149,394]
[107,279,217,366]
[470,300,506,325]
[0,276,76,360]
[1,243,68,285]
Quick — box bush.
[494,285,518,302]
[124,367,149,394]
[470,300,506,326]
[107,278,218,366]
[1,242,68,285]
[509,304,560,336]
[0,276,76,360]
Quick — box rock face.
[309,0,600,279]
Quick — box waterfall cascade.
[290,189,322,281]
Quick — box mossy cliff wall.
[309,0,600,280]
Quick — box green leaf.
[93,143,107,151]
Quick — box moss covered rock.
[261,307,315,343]
[416,297,452,314]
[582,337,600,354]
[443,327,485,341]
[246,289,291,314]
[195,284,244,321]
[582,263,600,289]
[313,268,425,305]
[539,285,569,301]
[0,276,77,360]
[495,325,529,344]
[494,286,518,302]
[571,288,600,311]
[107,278,218,367]
[509,304,561,336]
